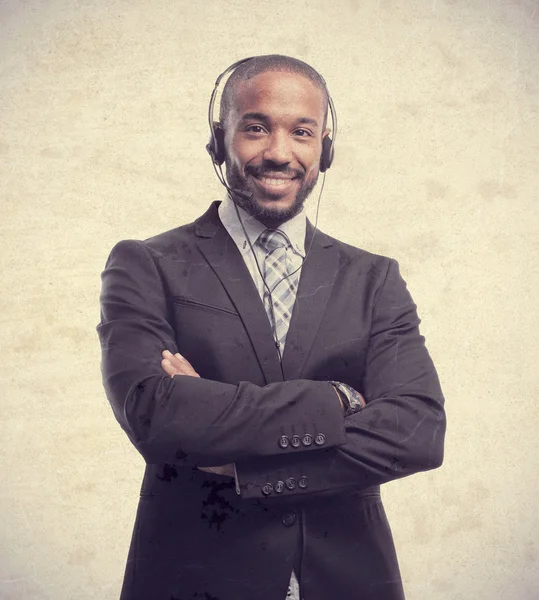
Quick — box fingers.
[161,350,200,378]
[161,355,181,378]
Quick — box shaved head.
[219,54,329,129]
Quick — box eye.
[244,125,267,134]
[294,128,313,137]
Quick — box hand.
[198,464,236,478]
[160,350,234,478]
[161,349,200,378]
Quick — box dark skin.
[223,70,330,228]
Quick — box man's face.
[223,71,329,226]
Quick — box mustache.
[245,162,303,179]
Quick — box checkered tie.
[257,229,299,356]
[257,231,301,598]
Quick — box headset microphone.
[205,144,253,201]
[224,185,252,201]
[230,188,252,200]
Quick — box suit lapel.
[281,223,339,380]
[194,203,284,384]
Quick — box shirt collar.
[218,194,307,258]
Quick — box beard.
[224,158,319,226]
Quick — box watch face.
[348,392,361,408]
[340,383,363,410]
[340,385,353,403]
[331,381,364,412]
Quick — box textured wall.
[1,1,538,598]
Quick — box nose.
[263,130,292,165]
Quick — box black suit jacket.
[97,201,446,600]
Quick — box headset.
[205,56,338,365]
[206,56,338,191]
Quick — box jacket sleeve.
[96,239,347,466]
[234,258,446,499]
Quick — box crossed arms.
[97,239,446,499]
[160,349,351,478]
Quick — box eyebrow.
[239,112,319,128]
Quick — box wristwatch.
[330,381,366,417]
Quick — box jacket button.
[285,477,296,490]
[282,512,297,527]
[302,433,313,446]
[279,435,289,449]
[298,476,308,489]
[275,480,285,493]
[290,435,301,448]
[261,483,273,496]
[315,433,326,446]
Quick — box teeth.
[260,177,291,186]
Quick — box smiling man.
[97,55,446,600]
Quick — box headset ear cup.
[206,138,216,163]
[208,126,226,166]
[320,135,334,172]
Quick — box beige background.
[1,0,538,598]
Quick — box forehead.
[229,71,326,121]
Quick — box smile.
[250,172,299,194]
[258,176,293,186]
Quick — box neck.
[228,194,305,230]
[259,216,287,229]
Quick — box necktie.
[257,229,299,355]
[257,229,301,599]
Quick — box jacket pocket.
[172,295,240,318]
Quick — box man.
[97,55,446,600]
